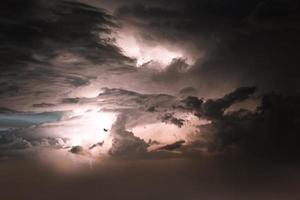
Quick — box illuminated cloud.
[0,0,299,199]
[0,0,299,176]
[115,28,193,67]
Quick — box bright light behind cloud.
[67,108,116,148]
[116,29,193,67]
[44,107,117,156]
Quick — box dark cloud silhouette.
[0,0,134,109]
[160,113,185,128]
[200,86,257,119]
[188,89,300,161]
[89,142,104,150]
[158,140,185,151]
[70,146,85,154]
[0,0,130,69]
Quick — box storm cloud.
[0,0,134,110]
[0,1,300,199]
[113,0,300,95]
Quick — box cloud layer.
[0,0,299,164]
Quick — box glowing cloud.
[115,30,193,67]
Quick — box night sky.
[0,0,300,199]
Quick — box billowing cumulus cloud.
[158,140,185,151]
[109,114,149,157]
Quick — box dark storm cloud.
[0,0,134,108]
[158,140,185,151]
[180,87,300,161]
[91,85,296,160]
[114,0,300,95]
[0,0,129,68]
[0,1,299,198]
[1,0,299,161]
[2,0,298,110]
[175,87,257,119]
[69,145,85,154]
[200,86,257,119]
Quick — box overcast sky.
[0,0,300,199]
